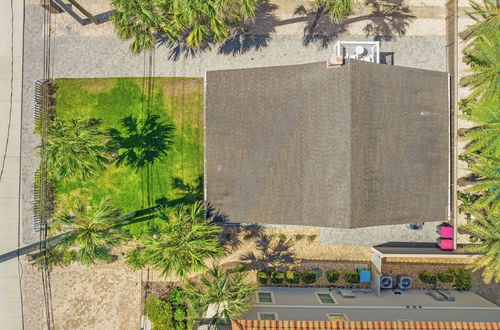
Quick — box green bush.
[277,233,287,243]
[448,267,472,291]
[174,323,185,330]
[285,270,300,284]
[326,270,340,283]
[419,272,437,285]
[169,287,185,306]
[438,271,454,283]
[145,295,174,330]
[301,270,317,284]
[232,264,247,273]
[295,234,304,241]
[258,271,269,285]
[343,271,360,284]
[174,308,186,322]
[271,271,285,284]
[307,235,317,243]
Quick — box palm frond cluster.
[110,0,259,54]
[458,0,500,283]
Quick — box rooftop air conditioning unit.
[380,276,393,289]
[397,275,413,290]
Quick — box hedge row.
[418,268,472,291]
[258,269,359,285]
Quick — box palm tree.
[44,118,108,181]
[462,0,500,41]
[462,96,500,155]
[52,198,124,265]
[163,0,258,48]
[308,0,353,33]
[111,0,259,53]
[187,266,256,325]
[466,154,500,213]
[459,207,500,283]
[110,0,167,55]
[126,202,225,279]
[461,32,500,99]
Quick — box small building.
[205,60,451,228]
[237,287,500,323]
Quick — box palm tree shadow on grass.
[171,175,204,205]
[298,0,415,48]
[108,114,175,170]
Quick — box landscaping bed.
[253,259,371,288]
[382,262,472,290]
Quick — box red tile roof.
[231,320,500,330]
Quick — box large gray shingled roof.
[204,60,450,228]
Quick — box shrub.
[232,263,247,273]
[175,323,185,330]
[343,271,360,284]
[271,271,285,284]
[448,267,472,291]
[145,295,174,330]
[301,270,317,284]
[285,270,300,284]
[307,235,317,243]
[169,287,185,306]
[258,271,269,285]
[469,236,478,243]
[174,308,186,322]
[438,271,454,283]
[326,270,340,284]
[295,234,304,241]
[277,233,287,243]
[419,272,437,285]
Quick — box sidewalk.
[0,0,25,328]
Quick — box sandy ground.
[48,0,448,37]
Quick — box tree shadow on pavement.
[218,0,279,55]
[299,0,415,48]
[240,232,295,271]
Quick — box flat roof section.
[205,61,450,228]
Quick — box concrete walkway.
[0,0,24,328]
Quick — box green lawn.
[53,78,203,231]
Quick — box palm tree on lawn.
[44,118,108,181]
[110,0,168,55]
[126,202,225,279]
[466,154,500,213]
[459,207,500,283]
[462,96,500,155]
[461,32,500,99]
[52,198,124,265]
[462,0,500,41]
[187,266,256,325]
